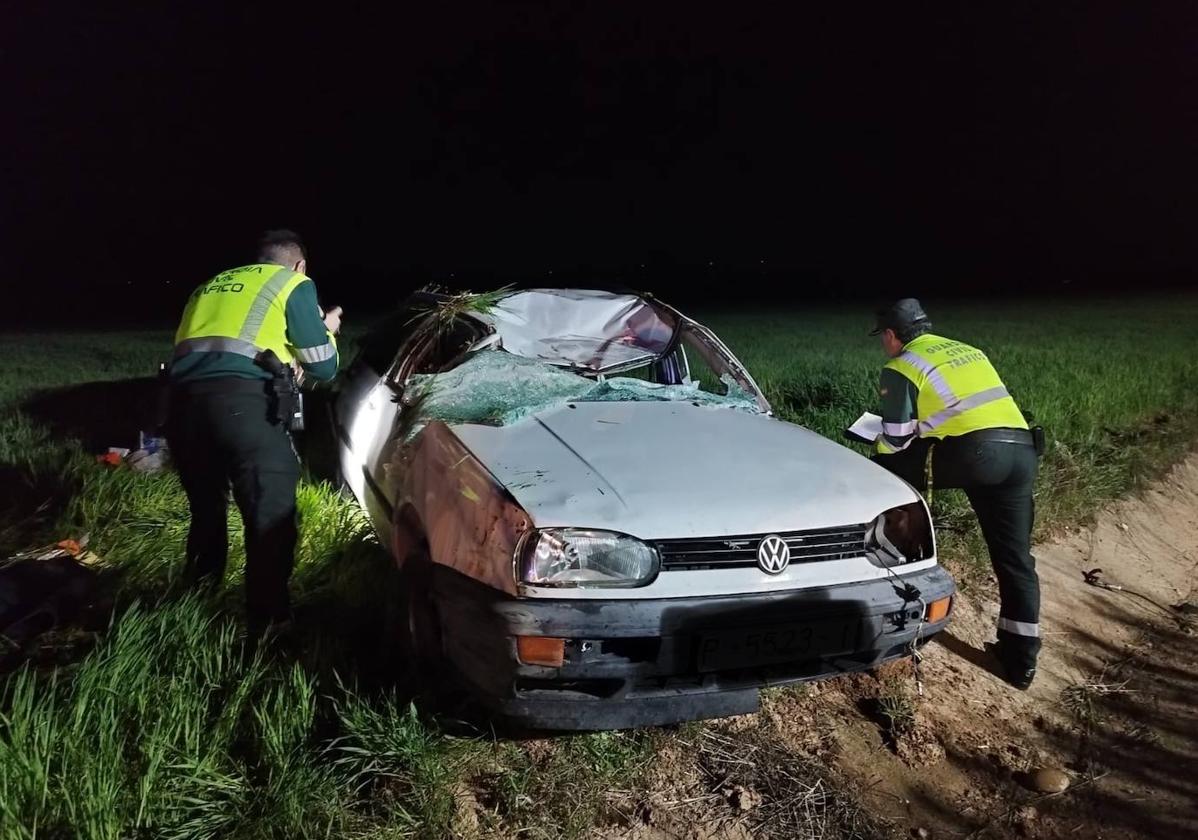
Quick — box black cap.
[869,298,931,336]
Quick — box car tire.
[383,549,443,694]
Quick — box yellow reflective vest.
[877,333,1026,454]
[173,264,311,364]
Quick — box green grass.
[0,294,1196,838]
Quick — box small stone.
[911,828,931,839]
[1026,768,1070,793]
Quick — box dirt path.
[598,453,1198,840]
[822,452,1198,839]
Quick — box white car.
[331,288,954,730]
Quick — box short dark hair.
[256,229,306,266]
[895,322,931,344]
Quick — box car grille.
[656,524,868,571]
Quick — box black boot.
[985,640,1037,690]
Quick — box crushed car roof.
[476,288,677,372]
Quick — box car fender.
[396,421,531,596]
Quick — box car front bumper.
[433,564,955,731]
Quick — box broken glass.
[405,350,762,432]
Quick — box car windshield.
[404,351,762,431]
[483,289,677,372]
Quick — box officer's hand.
[323,306,343,335]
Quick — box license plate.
[696,620,862,672]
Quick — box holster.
[1030,425,1046,457]
[256,351,305,432]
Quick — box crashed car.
[332,288,954,730]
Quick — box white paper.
[846,411,883,443]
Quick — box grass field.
[0,294,1196,839]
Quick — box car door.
[333,306,427,536]
[334,306,490,544]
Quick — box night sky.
[6,4,1197,323]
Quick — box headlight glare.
[518,529,659,587]
[866,502,934,567]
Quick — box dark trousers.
[875,432,1040,669]
[166,384,301,632]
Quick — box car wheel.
[383,549,443,693]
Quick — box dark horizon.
[7,3,1198,323]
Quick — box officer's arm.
[284,279,340,382]
[875,367,920,455]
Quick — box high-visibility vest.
[884,333,1027,440]
[173,264,310,364]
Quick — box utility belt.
[944,426,1041,452]
[170,377,272,398]
[169,355,304,432]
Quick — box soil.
[592,453,1198,840]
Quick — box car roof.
[401,287,678,373]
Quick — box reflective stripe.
[877,433,917,454]
[899,350,957,403]
[998,617,1040,637]
[294,342,336,363]
[882,420,918,436]
[237,268,297,344]
[173,336,260,360]
[919,386,1011,434]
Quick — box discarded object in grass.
[97,433,171,472]
[127,447,168,472]
[1081,567,1185,626]
[1,544,103,657]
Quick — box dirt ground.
[596,453,1198,840]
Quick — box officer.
[869,299,1042,689]
[167,230,342,639]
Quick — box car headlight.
[866,502,934,568]
[516,529,660,588]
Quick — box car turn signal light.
[516,636,566,667]
[925,596,952,623]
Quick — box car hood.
[450,401,919,539]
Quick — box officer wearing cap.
[869,299,1042,689]
[167,230,343,640]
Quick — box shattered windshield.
[405,351,762,430]
[484,289,677,372]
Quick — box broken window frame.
[378,293,771,416]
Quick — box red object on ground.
[97,452,122,466]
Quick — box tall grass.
[0,594,437,839]
[0,295,1195,838]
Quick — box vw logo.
[757,534,790,574]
